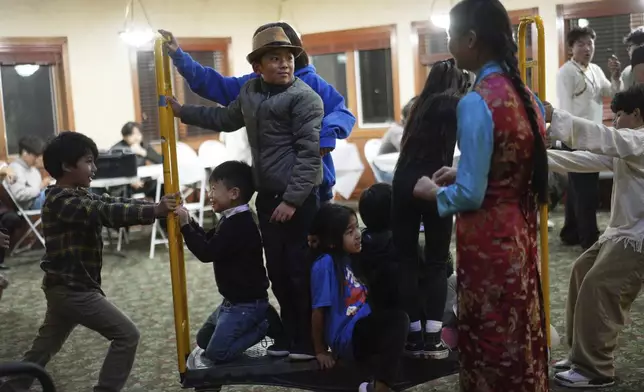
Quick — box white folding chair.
[198,140,229,169]
[2,182,44,255]
[364,139,385,183]
[149,164,208,259]
[176,142,200,167]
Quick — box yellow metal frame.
[154,37,191,375]
[518,16,551,348]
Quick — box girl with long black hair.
[412,0,550,390]
[309,204,408,392]
[391,59,469,359]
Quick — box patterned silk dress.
[456,72,549,391]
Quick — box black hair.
[358,183,392,232]
[309,204,358,294]
[449,0,549,205]
[611,83,644,115]
[121,121,142,138]
[566,27,596,48]
[18,135,45,156]
[401,96,417,125]
[397,59,468,170]
[209,160,255,204]
[624,27,644,46]
[254,22,309,70]
[43,132,99,179]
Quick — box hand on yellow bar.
[165,96,182,118]
[155,192,182,217]
[158,30,180,55]
[174,205,190,227]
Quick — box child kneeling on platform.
[310,203,408,392]
[176,161,281,364]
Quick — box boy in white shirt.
[556,26,623,250]
[619,27,644,89]
[9,136,50,210]
[544,85,644,388]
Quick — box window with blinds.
[134,51,159,142]
[414,21,537,92]
[179,50,226,138]
[563,13,643,121]
[417,26,450,66]
[134,48,227,142]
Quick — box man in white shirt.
[556,26,622,250]
[544,85,644,389]
[619,27,644,89]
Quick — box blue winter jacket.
[169,48,356,202]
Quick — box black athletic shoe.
[423,331,449,359]
[404,331,424,358]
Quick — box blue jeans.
[30,190,47,210]
[372,166,393,184]
[196,299,269,363]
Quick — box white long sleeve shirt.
[556,60,622,123]
[621,65,634,91]
[548,109,644,252]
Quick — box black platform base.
[182,345,459,392]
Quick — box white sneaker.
[554,369,615,388]
[553,358,572,370]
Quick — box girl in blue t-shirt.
[309,204,409,392]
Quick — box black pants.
[256,190,318,351]
[392,169,452,323]
[0,211,21,265]
[353,309,409,386]
[560,172,599,249]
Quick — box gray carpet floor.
[1,210,644,391]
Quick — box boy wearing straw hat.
[168,25,323,361]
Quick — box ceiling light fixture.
[14,64,40,77]
[430,0,454,31]
[119,0,155,48]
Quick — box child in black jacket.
[391,59,469,359]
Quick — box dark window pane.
[567,15,631,78]
[135,51,160,142]
[1,65,56,155]
[358,49,394,124]
[183,51,225,137]
[310,53,349,106]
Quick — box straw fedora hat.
[246,26,304,64]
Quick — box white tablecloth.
[372,146,462,174]
[91,164,164,188]
[331,142,364,199]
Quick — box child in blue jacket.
[159,25,356,203]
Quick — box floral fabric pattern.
[456,73,549,392]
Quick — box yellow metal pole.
[154,37,191,375]
[518,16,551,348]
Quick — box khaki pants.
[16,286,140,392]
[566,240,644,378]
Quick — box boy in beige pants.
[545,84,644,388]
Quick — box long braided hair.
[449,0,549,205]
